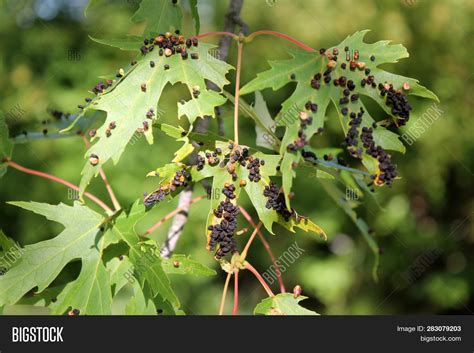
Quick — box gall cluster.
[197,144,266,184]
[286,109,317,153]
[379,83,412,126]
[343,107,365,151]
[208,196,239,259]
[140,30,199,62]
[143,168,192,207]
[361,127,398,186]
[263,182,294,222]
[302,45,406,186]
[91,79,113,95]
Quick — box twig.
[194,31,239,41]
[238,206,286,293]
[233,271,239,315]
[6,160,113,215]
[240,220,262,260]
[81,134,121,211]
[246,30,316,52]
[245,261,275,297]
[219,272,232,315]
[143,195,206,237]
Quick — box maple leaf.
[254,293,318,315]
[71,42,233,194]
[0,202,110,314]
[240,30,438,207]
[190,141,326,253]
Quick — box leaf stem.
[233,41,244,145]
[233,271,239,315]
[238,206,286,293]
[239,220,262,261]
[245,261,275,297]
[246,30,316,52]
[219,272,232,315]
[193,31,240,41]
[6,160,113,215]
[142,195,206,236]
[81,134,121,211]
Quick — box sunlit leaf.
[162,254,216,276]
[77,42,233,194]
[254,293,318,315]
[241,30,438,206]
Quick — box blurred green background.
[0,0,472,315]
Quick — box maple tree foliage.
[0,0,437,315]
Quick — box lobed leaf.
[240,30,438,207]
[77,42,233,194]
[161,254,216,276]
[131,0,183,37]
[254,293,319,315]
[0,202,105,310]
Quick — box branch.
[238,206,286,293]
[217,0,247,59]
[81,134,121,211]
[160,188,193,258]
[6,160,113,215]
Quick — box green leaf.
[131,0,183,36]
[17,286,64,307]
[162,254,216,276]
[12,111,101,145]
[240,30,437,205]
[107,256,134,297]
[125,281,157,315]
[50,244,112,315]
[0,112,13,177]
[0,202,105,309]
[223,90,280,151]
[320,180,380,281]
[89,35,144,51]
[77,42,233,194]
[253,91,277,150]
[143,286,184,315]
[189,0,200,35]
[128,243,179,307]
[254,294,318,315]
[148,162,185,180]
[157,123,222,162]
[0,230,17,260]
[190,141,326,242]
[110,203,180,307]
